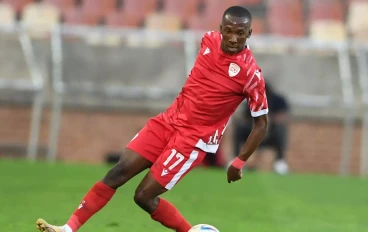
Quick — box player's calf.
[102,162,133,189]
[133,172,192,232]
[102,150,153,189]
[36,150,152,232]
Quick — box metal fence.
[0,24,367,176]
[356,47,368,176]
[0,25,46,162]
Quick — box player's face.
[220,15,252,55]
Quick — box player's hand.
[227,165,242,183]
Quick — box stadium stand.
[308,0,347,41]
[43,0,74,15]
[2,0,33,16]
[0,0,365,41]
[0,3,16,25]
[266,0,305,37]
[347,0,368,42]
[22,2,60,38]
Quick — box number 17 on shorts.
[150,147,206,190]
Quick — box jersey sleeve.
[200,31,217,51]
[243,69,269,117]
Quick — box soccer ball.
[189,224,220,232]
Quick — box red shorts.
[126,115,206,190]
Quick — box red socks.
[64,182,190,232]
[151,198,192,232]
[66,181,116,232]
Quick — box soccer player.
[36,6,268,232]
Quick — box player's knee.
[133,188,154,209]
[133,189,147,205]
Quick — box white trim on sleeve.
[251,109,269,117]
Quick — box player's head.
[220,6,252,55]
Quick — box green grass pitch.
[0,159,367,232]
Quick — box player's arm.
[227,71,269,183]
[237,114,268,162]
[237,74,269,162]
[227,114,268,183]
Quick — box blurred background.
[1,1,368,231]
[0,0,367,177]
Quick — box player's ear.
[248,29,252,38]
[219,24,222,32]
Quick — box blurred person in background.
[232,82,290,174]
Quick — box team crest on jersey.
[228,63,241,77]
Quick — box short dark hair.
[222,6,252,22]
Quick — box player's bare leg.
[36,149,152,232]
[134,172,192,232]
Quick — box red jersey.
[160,31,268,154]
